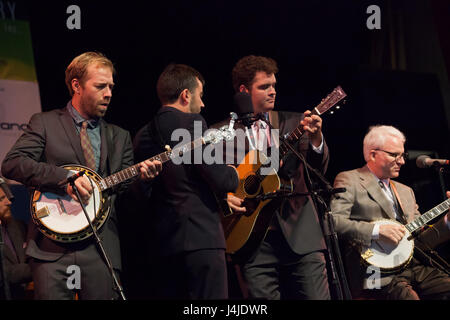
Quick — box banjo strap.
[389,182,408,225]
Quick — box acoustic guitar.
[222,86,347,257]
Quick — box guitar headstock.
[314,86,347,116]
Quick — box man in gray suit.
[331,125,450,299]
[1,52,162,299]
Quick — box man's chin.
[262,104,275,113]
[96,109,107,117]
[391,171,400,178]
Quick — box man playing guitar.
[223,55,331,299]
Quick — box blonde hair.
[65,52,115,96]
[363,125,406,162]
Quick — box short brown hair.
[156,64,205,105]
[232,55,278,92]
[65,52,115,96]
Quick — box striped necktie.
[80,121,96,170]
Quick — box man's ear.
[369,150,377,162]
[239,84,249,94]
[72,79,80,94]
[180,88,190,104]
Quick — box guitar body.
[30,165,110,243]
[221,150,283,257]
[360,220,414,273]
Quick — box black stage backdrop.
[5,0,450,299]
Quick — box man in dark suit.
[330,125,450,299]
[1,52,162,299]
[0,178,32,299]
[133,64,239,299]
[223,55,330,299]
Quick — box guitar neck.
[279,86,346,158]
[98,137,205,191]
[405,198,450,234]
[279,108,320,157]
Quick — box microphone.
[57,171,85,187]
[0,176,14,201]
[233,92,258,128]
[416,155,450,168]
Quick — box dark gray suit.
[1,106,134,299]
[133,106,239,299]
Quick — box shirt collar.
[366,165,390,188]
[67,101,99,128]
[253,112,269,129]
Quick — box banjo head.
[30,165,110,243]
[361,219,414,273]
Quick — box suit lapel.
[58,108,85,166]
[358,166,396,220]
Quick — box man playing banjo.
[1,52,162,299]
[330,125,450,300]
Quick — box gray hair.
[363,125,406,162]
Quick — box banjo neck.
[405,198,450,234]
[98,136,205,191]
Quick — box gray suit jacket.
[1,106,134,270]
[330,165,450,294]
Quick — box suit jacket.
[133,106,239,256]
[330,165,450,294]
[1,106,134,270]
[213,110,329,255]
[1,218,32,299]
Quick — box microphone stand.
[276,133,352,300]
[68,178,126,300]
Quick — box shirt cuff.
[371,223,380,240]
[310,135,324,154]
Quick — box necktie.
[80,121,96,170]
[254,120,271,150]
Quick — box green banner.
[0,19,37,82]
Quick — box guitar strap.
[269,111,279,148]
[389,182,408,225]
[269,110,279,130]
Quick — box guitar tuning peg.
[165,145,172,152]
[330,111,334,114]
[336,106,340,110]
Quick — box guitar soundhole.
[243,174,260,196]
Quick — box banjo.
[360,197,450,272]
[30,119,237,243]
